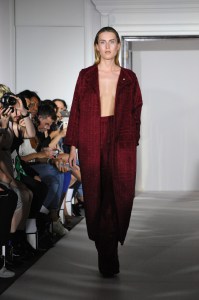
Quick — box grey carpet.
[1,191,199,300]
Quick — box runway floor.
[1,191,199,300]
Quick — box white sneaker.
[53,219,67,236]
[0,266,15,278]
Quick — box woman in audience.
[17,90,41,120]
[0,86,35,261]
[20,102,67,237]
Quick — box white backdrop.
[131,38,199,191]
[16,26,84,106]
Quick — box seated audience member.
[53,98,68,123]
[9,102,49,221]
[20,102,67,237]
[52,99,84,217]
[0,84,36,261]
[0,165,18,278]
[17,89,41,120]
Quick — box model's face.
[96,31,120,61]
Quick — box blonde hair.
[94,27,121,66]
[0,84,11,99]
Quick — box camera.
[0,93,17,112]
[0,92,28,112]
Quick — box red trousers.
[95,116,119,274]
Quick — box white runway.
[1,192,199,300]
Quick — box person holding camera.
[65,27,142,277]
[0,84,36,261]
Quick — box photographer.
[0,84,35,261]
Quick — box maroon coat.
[65,64,142,244]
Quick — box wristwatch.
[21,111,30,118]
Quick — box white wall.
[132,39,199,191]
[0,0,100,107]
[15,0,89,107]
[0,0,15,91]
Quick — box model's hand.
[69,146,77,169]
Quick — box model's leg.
[95,116,119,277]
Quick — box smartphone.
[60,110,69,117]
[62,117,69,128]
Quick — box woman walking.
[65,27,142,277]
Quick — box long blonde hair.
[94,27,121,66]
[0,84,11,99]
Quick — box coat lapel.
[85,64,99,95]
[116,67,133,95]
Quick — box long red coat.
[65,64,142,244]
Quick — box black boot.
[95,235,120,277]
[36,213,54,250]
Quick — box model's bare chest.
[98,71,120,116]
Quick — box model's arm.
[133,76,143,146]
[64,71,82,149]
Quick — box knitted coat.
[65,64,142,244]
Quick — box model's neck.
[98,59,119,72]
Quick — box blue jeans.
[31,164,64,210]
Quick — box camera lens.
[8,96,17,106]
[0,93,16,108]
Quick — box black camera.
[0,93,16,112]
[0,92,28,112]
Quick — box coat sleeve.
[133,76,143,146]
[64,71,82,149]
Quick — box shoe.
[5,243,24,267]
[36,212,52,235]
[95,238,120,277]
[98,254,120,277]
[0,266,15,278]
[72,203,81,216]
[38,231,54,250]
[53,219,68,236]
[9,231,38,260]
